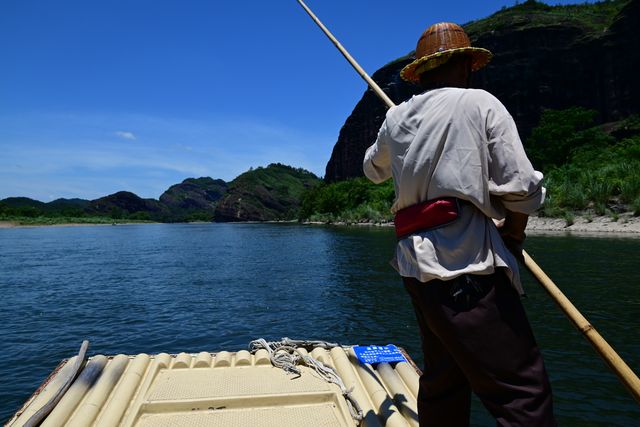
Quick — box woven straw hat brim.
[400,47,492,82]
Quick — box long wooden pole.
[523,253,640,402]
[296,0,640,403]
[296,0,395,110]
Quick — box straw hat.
[400,22,492,82]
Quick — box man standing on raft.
[363,23,556,426]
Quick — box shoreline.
[0,220,153,229]
[311,213,640,238]
[525,214,640,236]
[3,214,640,237]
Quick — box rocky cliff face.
[325,0,639,182]
[324,56,422,182]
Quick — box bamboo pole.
[296,0,395,110]
[523,252,640,402]
[297,0,640,404]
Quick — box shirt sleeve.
[486,113,546,214]
[363,119,392,183]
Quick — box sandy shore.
[526,213,640,235]
[319,213,640,237]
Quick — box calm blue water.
[1,223,639,425]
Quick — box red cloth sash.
[394,198,460,238]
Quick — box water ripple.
[0,224,638,426]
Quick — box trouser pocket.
[445,274,492,311]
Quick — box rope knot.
[248,337,363,424]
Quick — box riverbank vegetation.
[298,109,640,224]
[465,0,628,36]
[299,177,394,223]
[0,198,156,225]
[0,215,152,226]
[0,164,320,225]
[532,110,640,220]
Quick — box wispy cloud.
[0,112,336,201]
[115,131,136,140]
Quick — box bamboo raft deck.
[7,344,421,427]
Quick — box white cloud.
[0,112,335,200]
[115,131,136,140]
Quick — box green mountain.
[88,191,169,221]
[1,163,320,223]
[464,0,627,35]
[0,197,90,218]
[0,197,46,208]
[160,177,228,222]
[47,198,91,210]
[214,163,321,222]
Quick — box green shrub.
[543,166,587,212]
[620,168,640,203]
[632,197,640,216]
[584,173,614,206]
[540,126,640,217]
[129,211,151,221]
[563,211,575,227]
[299,177,394,222]
[526,107,607,170]
[594,202,607,216]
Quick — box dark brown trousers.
[403,270,556,427]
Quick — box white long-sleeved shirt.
[363,87,545,294]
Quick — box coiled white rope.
[249,337,363,423]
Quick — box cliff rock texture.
[324,55,422,182]
[324,0,639,182]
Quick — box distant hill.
[0,197,46,208]
[160,177,228,222]
[1,163,320,223]
[47,198,91,210]
[44,198,90,216]
[214,163,321,222]
[88,191,169,221]
[0,197,90,218]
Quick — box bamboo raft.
[7,342,421,427]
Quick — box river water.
[0,223,638,425]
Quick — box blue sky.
[1,0,596,201]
